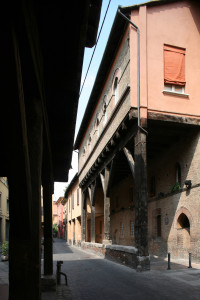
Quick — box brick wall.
[79,30,131,182]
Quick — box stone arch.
[175,207,193,230]
[174,207,193,257]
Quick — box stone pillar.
[91,205,95,243]
[43,180,53,275]
[81,191,86,242]
[134,129,149,269]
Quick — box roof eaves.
[64,172,78,198]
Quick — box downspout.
[118,8,148,135]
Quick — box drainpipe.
[118,8,148,135]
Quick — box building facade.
[63,174,82,246]
[56,197,64,238]
[0,177,9,243]
[74,0,200,269]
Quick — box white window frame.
[163,83,189,97]
[130,221,134,236]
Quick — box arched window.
[88,134,92,153]
[103,96,107,127]
[175,163,181,185]
[177,213,190,229]
[95,113,100,138]
[114,77,118,105]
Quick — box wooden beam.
[123,147,135,178]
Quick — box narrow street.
[53,239,200,300]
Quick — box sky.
[53,0,143,201]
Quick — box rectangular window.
[6,198,9,213]
[164,44,185,86]
[157,215,161,237]
[120,222,124,236]
[77,189,79,206]
[72,194,74,210]
[130,221,134,236]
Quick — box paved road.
[1,239,200,299]
[53,239,200,300]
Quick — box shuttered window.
[164,45,185,86]
[77,188,79,206]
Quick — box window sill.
[163,90,189,98]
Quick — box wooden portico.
[78,106,200,269]
[1,0,102,299]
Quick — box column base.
[103,239,112,245]
[136,255,150,271]
[41,275,56,292]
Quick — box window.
[95,113,100,138]
[77,188,79,206]
[114,77,119,105]
[88,134,92,153]
[120,222,124,236]
[164,45,186,94]
[6,198,9,213]
[103,96,107,127]
[157,215,161,237]
[175,163,181,185]
[6,220,9,241]
[130,221,134,236]
[72,194,74,210]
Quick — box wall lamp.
[185,180,192,189]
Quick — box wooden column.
[81,191,86,242]
[134,129,148,257]
[88,182,96,243]
[100,169,112,244]
[8,97,43,300]
[43,180,53,275]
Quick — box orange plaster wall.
[130,1,200,118]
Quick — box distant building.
[63,173,82,246]
[56,197,64,238]
[53,200,58,226]
[0,177,9,243]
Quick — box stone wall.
[81,242,150,271]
